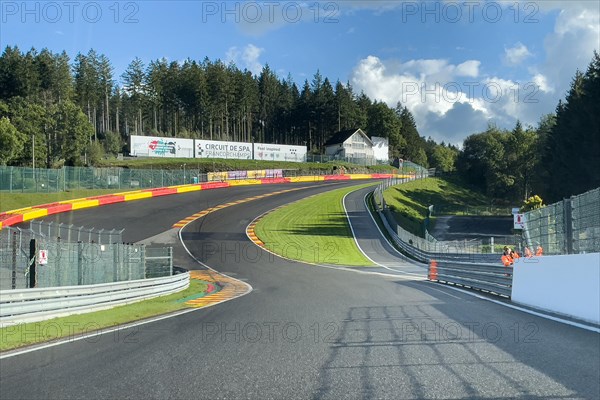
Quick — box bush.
[520,195,544,212]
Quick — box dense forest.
[457,52,600,203]
[0,46,598,202]
[0,46,444,169]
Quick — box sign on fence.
[512,207,525,230]
[514,213,526,230]
[38,249,48,265]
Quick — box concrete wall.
[512,253,600,324]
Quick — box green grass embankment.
[382,177,501,237]
[254,184,376,266]
[98,157,394,173]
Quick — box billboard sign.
[130,135,194,158]
[253,143,307,162]
[195,140,253,159]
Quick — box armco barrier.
[0,272,190,325]
[0,173,407,230]
[427,260,513,297]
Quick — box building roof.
[324,129,373,146]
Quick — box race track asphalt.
[1,181,599,399]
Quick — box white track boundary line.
[419,282,600,333]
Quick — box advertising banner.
[207,172,228,182]
[253,143,307,162]
[228,171,248,179]
[195,140,253,160]
[247,169,284,179]
[130,135,194,158]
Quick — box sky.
[1,0,599,145]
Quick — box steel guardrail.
[428,260,513,297]
[0,272,190,325]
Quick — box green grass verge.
[254,183,376,266]
[99,157,395,173]
[383,177,497,237]
[0,279,207,352]
[0,189,138,213]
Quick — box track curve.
[1,182,598,399]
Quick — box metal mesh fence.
[0,228,32,289]
[571,188,600,254]
[29,220,123,244]
[34,239,145,287]
[0,166,196,192]
[0,163,411,194]
[522,201,566,255]
[523,187,600,255]
[0,222,172,290]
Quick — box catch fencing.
[372,176,520,261]
[0,164,404,193]
[523,187,600,254]
[0,166,204,193]
[29,220,124,244]
[0,221,172,290]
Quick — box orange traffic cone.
[428,260,438,281]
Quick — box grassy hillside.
[98,157,395,174]
[383,177,507,237]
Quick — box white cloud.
[226,44,264,75]
[350,55,568,145]
[532,73,553,93]
[504,43,532,66]
[350,1,599,144]
[541,6,599,93]
[456,60,480,77]
[351,55,492,144]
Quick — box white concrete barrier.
[512,253,600,324]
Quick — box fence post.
[11,232,17,289]
[169,247,173,276]
[55,237,61,286]
[141,245,146,279]
[113,244,119,282]
[125,245,131,280]
[77,241,84,285]
[29,239,36,288]
[564,198,574,254]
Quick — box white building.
[324,129,375,163]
